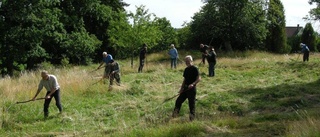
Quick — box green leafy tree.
[265,0,289,53]
[176,23,193,49]
[153,17,178,51]
[0,0,61,76]
[190,0,267,51]
[309,0,320,21]
[301,23,317,51]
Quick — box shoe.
[172,109,179,118]
[189,114,195,121]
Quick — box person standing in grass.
[168,44,179,69]
[109,59,121,89]
[205,46,217,77]
[32,70,62,118]
[138,43,147,73]
[199,44,209,65]
[172,55,201,121]
[300,43,310,62]
[97,51,113,79]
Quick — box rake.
[16,97,46,104]
[162,94,180,103]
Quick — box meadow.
[1,50,320,137]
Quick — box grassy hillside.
[1,50,320,137]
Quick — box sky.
[124,0,319,30]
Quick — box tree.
[309,0,320,21]
[0,0,61,76]
[153,17,178,51]
[189,0,267,51]
[301,23,317,51]
[265,0,289,53]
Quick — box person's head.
[185,55,193,67]
[41,70,49,80]
[102,52,107,57]
[200,44,204,48]
[300,43,304,47]
[170,44,175,48]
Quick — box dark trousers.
[138,58,145,72]
[170,58,177,69]
[208,62,216,77]
[110,72,120,85]
[173,87,196,118]
[201,54,206,64]
[303,51,309,62]
[44,89,62,117]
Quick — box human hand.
[188,84,194,89]
[46,95,51,99]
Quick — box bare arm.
[32,89,42,101]
[97,62,104,69]
[188,75,201,89]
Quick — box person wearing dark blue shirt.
[300,43,310,62]
[97,51,113,78]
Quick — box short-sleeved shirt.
[38,75,60,91]
[183,65,199,85]
[103,54,113,64]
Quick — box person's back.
[206,49,216,63]
[168,47,178,59]
[300,43,310,62]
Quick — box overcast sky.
[124,0,319,30]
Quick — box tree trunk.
[224,41,233,52]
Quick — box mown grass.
[1,50,320,137]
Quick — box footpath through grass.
[1,51,320,137]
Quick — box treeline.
[0,0,319,76]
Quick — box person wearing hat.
[168,44,179,69]
[300,43,310,62]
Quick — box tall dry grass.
[1,51,320,136]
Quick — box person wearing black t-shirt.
[172,55,201,121]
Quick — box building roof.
[285,24,303,37]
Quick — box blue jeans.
[171,58,177,69]
[208,62,216,77]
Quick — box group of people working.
[29,43,217,121]
[31,42,308,121]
